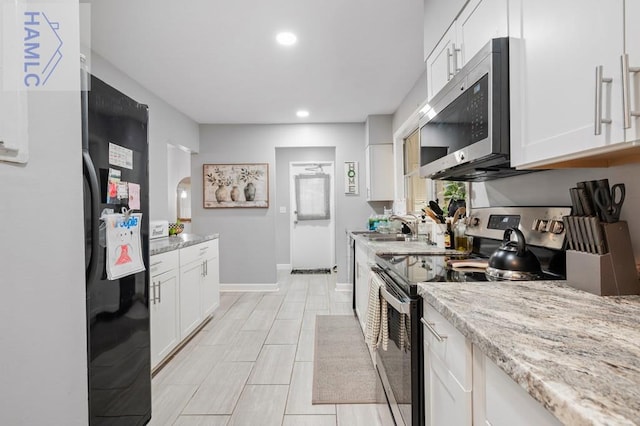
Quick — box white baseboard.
[335,282,353,292]
[277,263,292,271]
[220,283,280,292]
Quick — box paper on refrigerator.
[104,212,145,280]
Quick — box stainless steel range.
[372,206,570,426]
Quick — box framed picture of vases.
[203,163,269,208]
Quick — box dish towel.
[364,271,388,351]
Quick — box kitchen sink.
[361,233,412,242]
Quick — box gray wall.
[472,164,640,260]
[392,70,427,133]
[90,52,200,222]
[0,92,88,424]
[275,147,336,266]
[193,123,376,285]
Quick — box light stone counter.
[417,280,640,425]
[150,233,219,256]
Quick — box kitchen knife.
[576,185,595,217]
[589,216,607,255]
[569,188,584,215]
[581,216,596,253]
[569,216,585,252]
[562,216,574,250]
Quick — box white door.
[290,162,335,271]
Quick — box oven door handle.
[380,285,411,315]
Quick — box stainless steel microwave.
[419,38,530,181]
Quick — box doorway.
[290,161,335,272]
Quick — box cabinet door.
[354,243,370,332]
[427,25,457,100]
[179,260,203,339]
[201,254,220,318]
[426,354,472,426]
[484,356,561,426]
[456,0,508,66]
[625,0,640,142]
[365,144,394,201]
[512,0,625,168]
[150,269,179,369]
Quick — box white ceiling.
[87,0,425,124]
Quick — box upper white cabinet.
[625,0,640,143]
[510,0,629,168]
[423,0,468,61]
[426,0,508,100]
[365,144,394,201]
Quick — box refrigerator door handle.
[83,150,101,285]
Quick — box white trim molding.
[335,282,353,292]
[220,283,280,292]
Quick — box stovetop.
[374,207,571,296]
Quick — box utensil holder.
[566,221,639,295]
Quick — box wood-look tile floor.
[149,270,395,426]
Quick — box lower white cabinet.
[150,251,180,370]
[179,239,220,339]
[354,239,374,333]
[473,350,562,426]
[150,238,220,370]
[422,306,472,426]
[423,303,561,426]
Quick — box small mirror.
[177,177,191,222]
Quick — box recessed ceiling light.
[296,110,309,118]
[276,32,297,46]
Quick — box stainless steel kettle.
[486,228,542,281]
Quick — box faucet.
[389,214,419,240]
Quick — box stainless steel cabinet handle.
[447,47,453,80]
[420,317,447,342]
[453,44,461,73]
[151,280,156,305]
[204,260,208,277]
[622,54,640,129]
[595,65,613,135]
[157,279,161,303]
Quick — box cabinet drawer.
[180,239,218,266]
[150,250,179,277]
[422,305,472,390]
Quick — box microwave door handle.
[380,286,411,315]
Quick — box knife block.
[566,221,640,296]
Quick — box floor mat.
[312,315,387,404]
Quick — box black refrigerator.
[82,68,151,425]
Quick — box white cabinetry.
[511,0,627,168]
[426,0,508,100]
[365,144,394,201]
[625,0,640,143]
[149,251,180,370]
[422,305,472,426]
[354,239,375,333]
[472,351,562,426]
[179,240,220,339]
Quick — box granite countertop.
[417,280,640,425]
[351,231,462,256]
[150,233,219,256]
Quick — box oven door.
[375,271,416,426]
